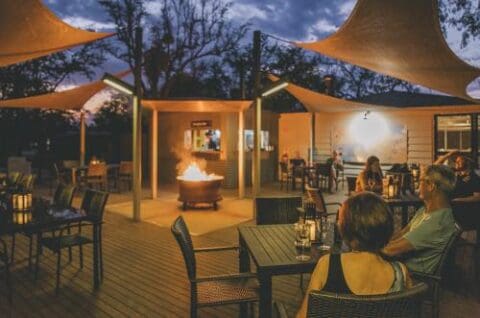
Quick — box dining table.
[238,224,338,318]
[70,163,120,186]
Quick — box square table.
[238,224,333,318]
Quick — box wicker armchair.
[171,216,259,318]
[84,163,108,191]
[279,162,293,191]
[452,197,480,284]
[13,184,78,270]
[118,161,133,192]
[411,223,463,318]
[35,189,108,292]
[255,196,302,225]
[275,283,428,318]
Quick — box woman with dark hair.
[296,192,411,318]
[355,155,383,194]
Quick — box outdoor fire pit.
[177,163,223,210]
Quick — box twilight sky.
[43,0,480,102]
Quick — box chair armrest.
[194,272,257,283]
[411,271,441,283]
[194,245,239,253]
[274,301,289,318]
[325,202,342,207]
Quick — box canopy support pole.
[80,110,86,166]
[132,27,143,222]
[252,30,262,205]
[151,109,158,199]
[310,113,315,164]
[238,110,245,199]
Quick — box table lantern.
[13,211,33,225]
[305,219,316,241]
[12,193,32,211]
[387,180,398,199]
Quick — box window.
[435,114,478,167]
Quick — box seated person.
[326,150,344,192]
[382,165,457,274]
[355,155,383,194]
[280,151,289,166]
[290,151,306,178]
[296,192,411,318]
[434,150,480,198]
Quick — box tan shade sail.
[296,0,480,102]
[143,100,252,112]
[0,71,131,110]
[268,74,385,112]
[0,0,114,67]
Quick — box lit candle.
[388,184,395,198]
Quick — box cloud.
[63,16,115,31]
[144,0,162,17]
[338,0,356,17]
[312,18,338,33]
[229,3,268,21]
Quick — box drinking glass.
[318,218,333,251]
[294,223,311,261]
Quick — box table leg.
[258,271,272,318]
[93,224,100,289]
[239,235,250,273]
[71,168,76,185]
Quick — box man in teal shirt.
[383,165,457,274]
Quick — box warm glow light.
[178,162,218,181]
[348,112,389,149]
[102,73,134,95]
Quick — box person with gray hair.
[382,164,457,273]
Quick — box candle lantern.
[13,211,33,225]
[305,219,316,241]
[12,193,32,211]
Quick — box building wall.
[280,106,480,165]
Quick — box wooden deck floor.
[0,200,479,317]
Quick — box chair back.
[306,186,327,214]
[307,283,428,318]
[315,163,331,177]
[80,189,109,222]
[255,196,302,225]
[19,174,35,191]
[346,176,356,194]
[53,184,76,209]
[451,197,480,232]
[432,222,463,277]
[88,162,107,177]
[8,172,22,185]
[119,161,133,175]
[279,162,290,174]
[171,216,196,281]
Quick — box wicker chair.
[13,184,77,270]
[0,204,12,303]
[279,162,293,191]
[117,161,133,192]
[346,176,357,195]
[35,189,108,292]
[84,163,108,191]
[255,196,302,225]
[452,197,480,284]
[171,216,259,318]
[411,223,463,318]
[275,283,428,318]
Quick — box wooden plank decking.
[0,206,479,317]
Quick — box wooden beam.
[238,110,245,198]
[79,110,86,166]
[151,110,158,199]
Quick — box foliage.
[0,41,108,163]
[93,94,132,133]
[99,0,248,98]
[440,0,480,48]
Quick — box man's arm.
[434,150,459,165]
[382,237,415,257]
[390,224,411,241]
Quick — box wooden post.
[79,110,86,167]
[310,113,315,164]
[238,110,245,198]
[151,109,158,199]
[133,27,143,222]
[252,30,261,199]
